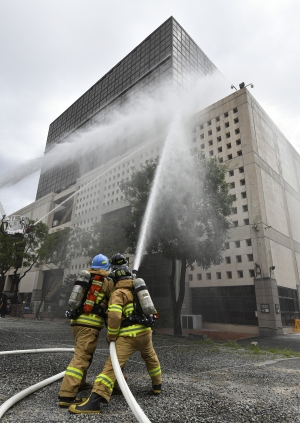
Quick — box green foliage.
[120,151,233,335]
[223,340,240,349]
[39,227,82,270]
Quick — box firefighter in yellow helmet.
[58,254,114,408]
[69,265,162,414]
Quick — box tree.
[0,232,15,294]
[36,227,83,318]
[120,151,234,335]
[3,220,48,300]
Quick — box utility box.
[181,315,202,330]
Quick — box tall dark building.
[36,17,218,200]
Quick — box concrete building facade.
[2,18,300,336]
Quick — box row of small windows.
[224,239,252,249]
[188,269,255,281]
[192,108,238,133]
[197,138,241,149]
[232,205,248,214]
[230,179,245,188]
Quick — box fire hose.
[109,341,151,423]
[0,345,152,422]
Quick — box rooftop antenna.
[231,82,254,90]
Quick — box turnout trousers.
[92,330,162,402]
[59,326,99,397]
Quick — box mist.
[0,73,229,192]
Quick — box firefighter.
[69,265,162,415]
[58,254,114,408]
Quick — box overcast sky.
[1,0,300,216]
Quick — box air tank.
[133,278,156,316]
[68,270,91,311]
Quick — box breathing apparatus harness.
[65,271,107,321]
[118,270,159,329]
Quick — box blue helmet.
[91,254,110,270]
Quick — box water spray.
[0,137,158,238]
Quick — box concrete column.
[254,277,283,336]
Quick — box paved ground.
[1,317,300,422]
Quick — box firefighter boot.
[152,384,161,395]
[58,396,86,408]
[68,392,102,414]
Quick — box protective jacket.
[71,269,114,331]
[106,278,151,341]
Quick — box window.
[201,143,205,149]
[235,241,241,248]
[227,143,232,149]
[230,182,235,189]
[197,274,202,280]
[227,271,232,279]
[234,118,239,124]
[224,112,229,117]
[225,122,230,128]
[229,170,234,176]
[226,132,231,138]
[249,269,255,277]
[247,254,254,261]
[217,136,222,142]
[208,120,211,126]
[233,107,238,113]
[240,179,245,186]
[235,128,240,134]
[218,147,222,153]
[217,126,221,132]
[206,273,211,280]
[209,150,213,156]
[237,270,243,278]
[236,139,241,145]
[200,134,204,139]
[228,154,233,160]
[233,221,238,227]
[236,255,242,263]
[208,130,212,136]
[232,207,237,214]
[200,124,204,130]
[208,140,213,146]
[246,239,252,246]
[242,205,248,212]
[216,116,220,122]
[241,191,247,199]
[232,194,237,201]
[219,158,223,163]
[188,274,193,281]
[237,150,242,156]
[225,256,231,264]
[225,242,230,249]
[216,272,221,279]
[244,219,250,225]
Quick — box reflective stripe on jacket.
[71,270,114,330]
[106,278,150,340]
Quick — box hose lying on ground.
[0,348,74,355]
[0,371,65,419]
[0,348,74,418]
[110,341,151,423]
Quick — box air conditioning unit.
[181,315,202,330]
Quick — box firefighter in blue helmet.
[58,254,114,408]
[69,265,162,414]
